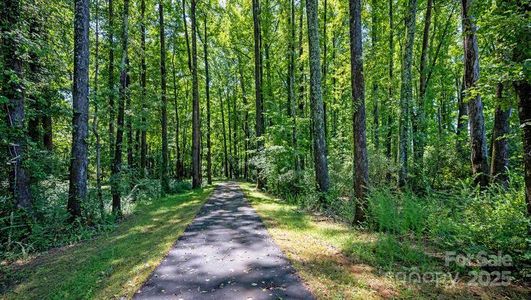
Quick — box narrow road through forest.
[134,182,314,300]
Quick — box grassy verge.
[239,182,530,299]
[1,186,213,300]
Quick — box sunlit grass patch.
[1,186,213,300]
[240,182,530,299]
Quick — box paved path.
[134,182,314,300]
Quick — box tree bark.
[253,0,266,188]
[191,0,201,188]
[371,0,379,151]
[159,1,170,194]
[398,0,417,187]
[204,15,212,185]
[413,0,432,175]
[385,0,394,165]
[238,57,250,179]
[306,0,330,194]
[490,83,511,188]
[68,0,90,219]
[1,0,33,211]
[288,0,299,173]
[108,0,116,165]
[220,89,229,178]
[112,0,129,216]
[515,81,531,216]
[93,0,104,218]
[171,40,182,180]
[350,0,369,223]
[461,0,489,187]
[512,1,531,216]
[140,0,147,176]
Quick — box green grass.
[239,182,530,299]
[1,186,213,300]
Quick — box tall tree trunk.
[126,69,133,170]
[182,0,192,73]
[322,0,328,141]
[385,0,394,165]
[220,89,229,178]
[68,0,90,219]
[140,0,147,176]
[512,1,531,216]
[515,81,531,216]
[172,42,182,180]
[238,57,250,179]
[252,0,265,188]
[159,0,170,193]
[232,93,239,178]
[350,0,369,223]
[371,0,379,151]
[112,0,129,216]
[398,0,417,187]
[227,91,233,178]
[93,0,104,218]
[203,15,212,185]
[306,0,330,194]
[462,0,489,187]
[108,0,115,165]
[191,0,201,188]
[413,0,432,176]
[490,83,511,188]
[297,0,306,170]
[2,0,33,211]
[456,76,468,152]
[288,0,299,172]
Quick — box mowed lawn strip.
[239,182,530,300]
[3,187,213,300]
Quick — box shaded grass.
[1,186,213,300]
[240,182,530,299]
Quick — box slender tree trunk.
[385,0,394,165]
[515,81,531,216]
[288,0,299,172]
[111,0,129,216]
[172,42,182,180]
[93,0,104,218]
[233,94,239,178]
[108,0,115,165]
[252,0,265,188]
[220,90,229,178]
[159,1,170,193]
[398,0,417,187]
[191,0,201,188]
[227,92,233,178]
[2,0,33,211]
[203,16,212,184]
[306,0,330,194]
[238,57,250,179]
[182,0,192,73]
[322,0,328,141]
[140,0,147,176]
[28,15,44,146]
[490,83,511,188]
[126,69,133,170]
[371,0,379,151]
[68,0,90,220]
[350,0,369,223]
[461,0,489,187]
[413,0,432,176]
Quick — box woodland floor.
[2,182,530,299]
